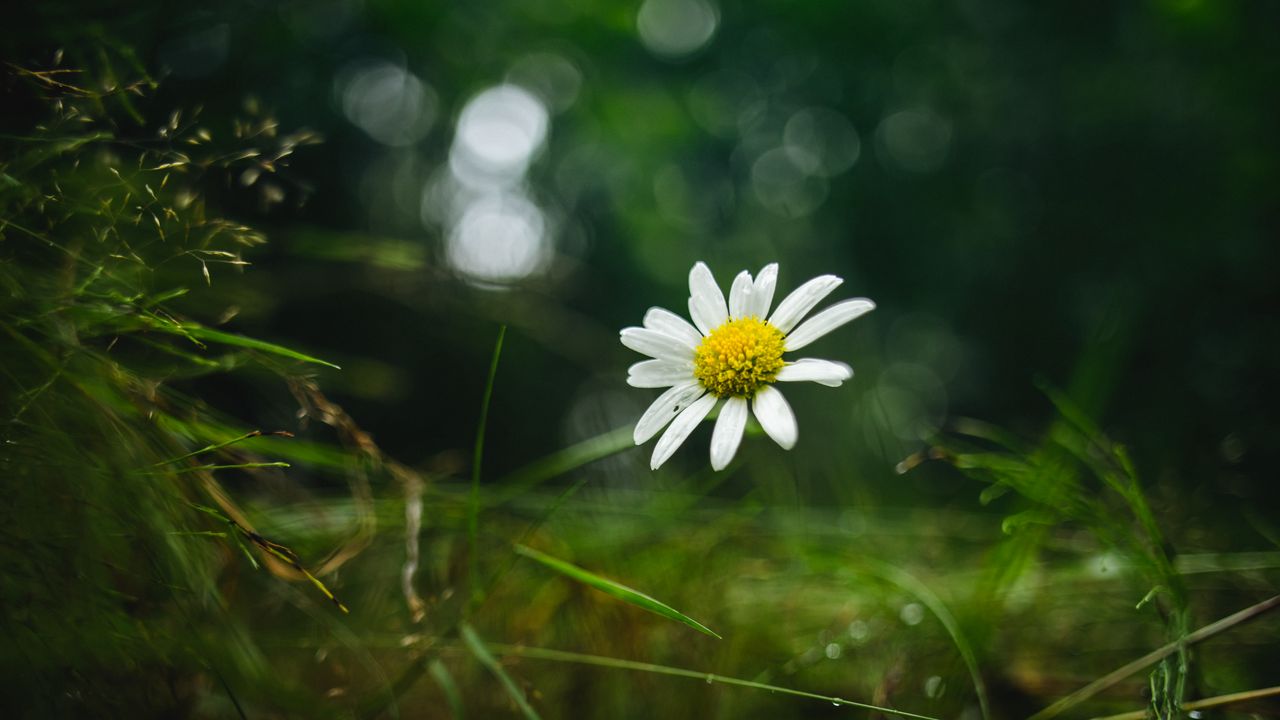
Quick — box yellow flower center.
[693,316,786,398]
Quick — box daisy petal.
[687,262,728,335]
[752,385,798,450]
[709,396,748,471]
[776,358,853,387]
[784,298,875,351]
[634,382,706,445]
[748,263,779,318]
[768,274,843,334]
[728,270,754,319]
[620,327,696,363]
[628,359,695,388]
[651,393,718,469]
[643,307,702,348]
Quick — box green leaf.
[459,623,542,720]
[486,642,940,720]
[427,659,465,720]
[167,323,341,369]
[515,544,722,640]
[469,325,506,608]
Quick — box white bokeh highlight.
[427,82,555,287]
[637,0,719,60]
[337,61,438,147]
[445,193,551,286]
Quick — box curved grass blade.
[515,544,721,640]
[428,659,465,720]
[188,503,349,613]
[468,325,506,610]
[1091,685,1280,720]
[459,623,541,720]
[1029,594,1280,720]
[856,560,990,720]
[484,642,939,720]
[152,321,341,369]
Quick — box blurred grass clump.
[0,50,341,716]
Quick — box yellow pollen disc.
[693,316,786,398]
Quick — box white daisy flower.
[621,262,875,471]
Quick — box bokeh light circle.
[445,192,550,286]
[636,0,720,60]
[337,61,438,147]
[454,84,549,179]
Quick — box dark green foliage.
[0,56,335,716]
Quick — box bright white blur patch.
[435,83,555,287]
[636,0,719,60]
[337,62,437,147]
[875,109,952,174]
[445,192,550,286]
[900,602,925,626]
[453,85,549,182]
[925,676,945,699]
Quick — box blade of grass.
[856,560,991,720]
[148,321,341,369]
[484,642,940,720]
[473,477,591,614]
[459,623,541,720]
[155,414,350,471]
[1089,685,1280,720]
[169,462,290,474]
[1029,594,1280,720]
[155,430,275,466]
[428,659,465,720]
[514,544,721,640]
[1175,551,1280,574]
[468,325,506,610]
[187,502,348,613]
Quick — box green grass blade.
[154,430,268,466]
[514,544,722,640]
[169,462,290,474]
[468,325,506,609]
[485,642,939,720]
[857,560,991,720]
[161,323,341,369]
[427,659,465,720]
[1028,594,1280,720]
[459,623,542,720]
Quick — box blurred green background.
[3,0,1279,718]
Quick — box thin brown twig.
[1030,595,1280,720]
[1088,685,1280,720]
